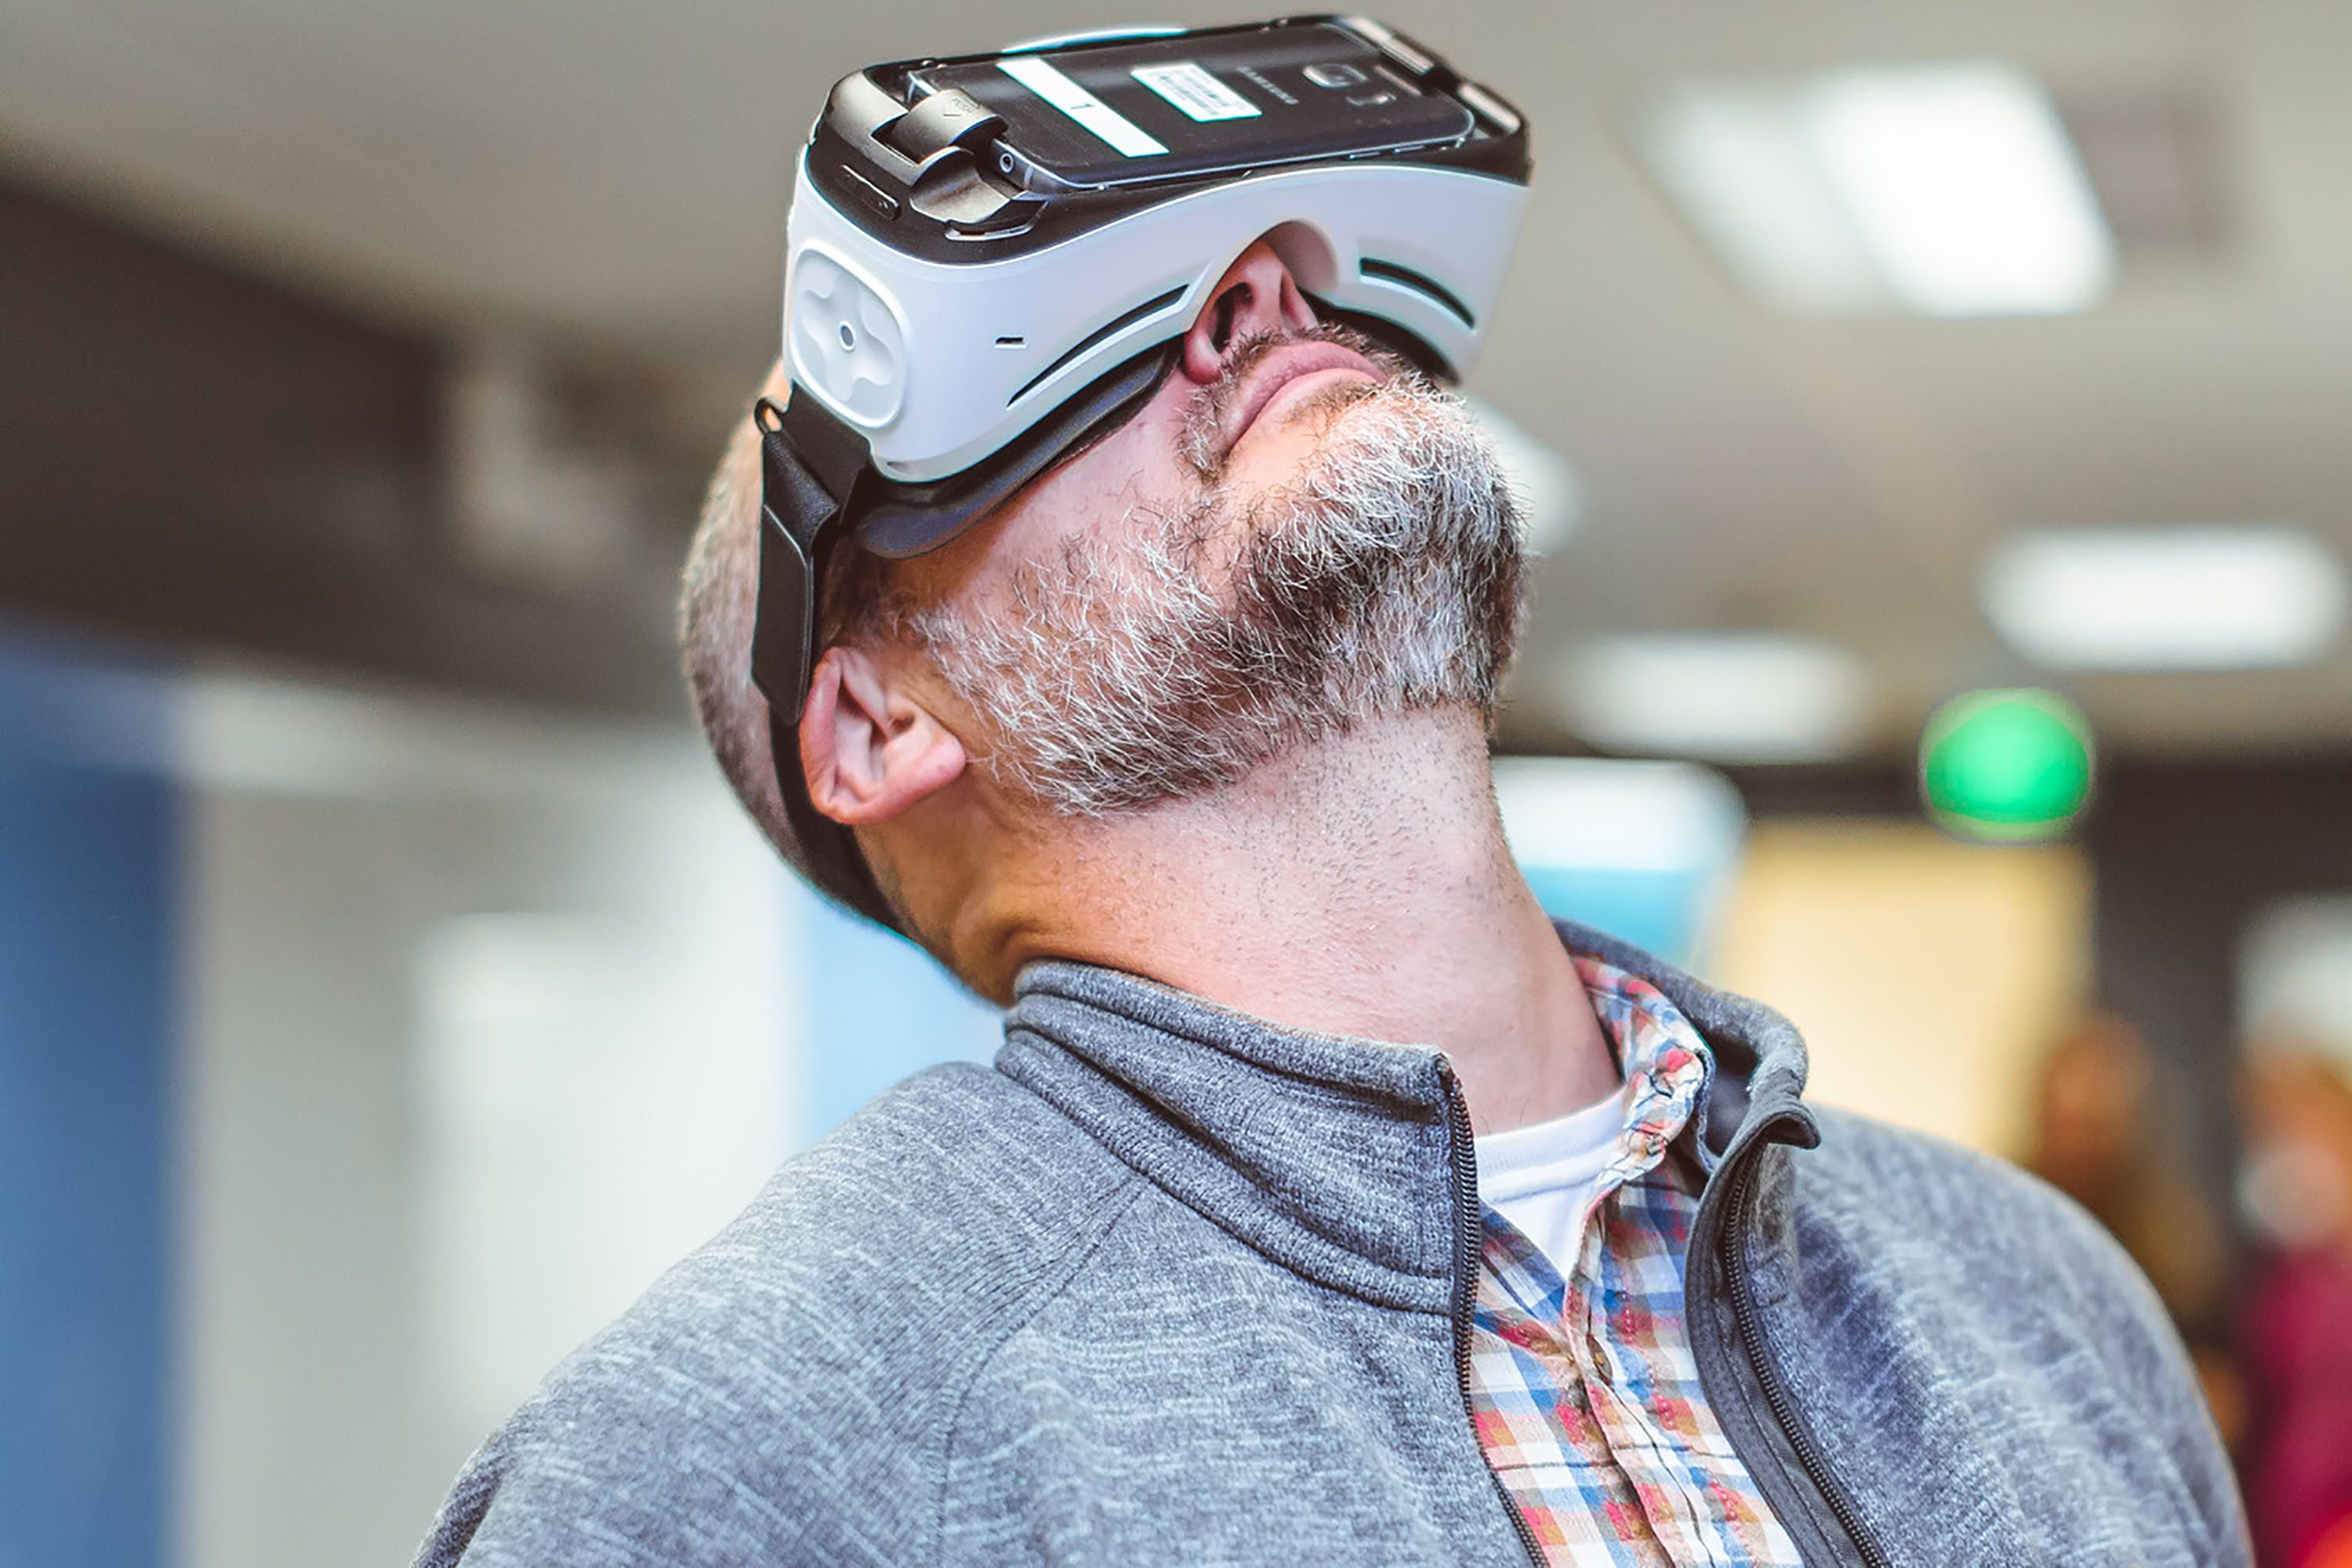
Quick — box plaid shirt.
[1467,955,1804,1566]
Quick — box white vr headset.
[751,16,1531,927]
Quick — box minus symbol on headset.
[995,336,1026,348]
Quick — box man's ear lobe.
[798,645,967,827]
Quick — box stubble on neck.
[962,705,1619,1132]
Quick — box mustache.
[1178,321,1421,481]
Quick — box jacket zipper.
[1719,1149,1889,1568]
[1439,1066,1548,1568]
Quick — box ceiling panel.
[1,0,2343,756]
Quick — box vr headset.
[752,16,1531,929]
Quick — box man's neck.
[965,707,1618,1134]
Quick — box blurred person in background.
[2024,1011,2241,1439]
[2237,1040,2352,1568]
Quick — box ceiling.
[4,0,2348,759]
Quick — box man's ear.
[798,644,967,826]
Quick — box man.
[416,238,2245,1565]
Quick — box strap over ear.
[750,395,902,931]
[751,394,864,727]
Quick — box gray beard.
[898,364,1528,817]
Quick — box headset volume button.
[839,165,901,220]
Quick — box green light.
[1918,688,2093,841]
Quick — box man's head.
[681,241,1528,979]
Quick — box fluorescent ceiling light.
[2241,897,2352,1068]
[1646,63,2117,317]
[1463,396,1584,555]
[1559,634,1873,763]
[1982,526,2347,670]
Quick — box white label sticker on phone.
[998,56,1168,157]
[1130,62,1261,123]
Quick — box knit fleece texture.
[414,924,2247,1567]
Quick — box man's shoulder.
[416,1061,1145,1566]
[1769,1107,2243,1562]
[1802,1105,2099,1225]
[1793,1105,2173,1332]
[662,1058,1144,1333]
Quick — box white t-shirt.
[1474,1089,1625,1272]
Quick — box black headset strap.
[751,394,862,726]
[751,396,902,931]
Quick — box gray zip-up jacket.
[417,924,2248,1567]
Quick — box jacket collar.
[1558,923,1823,1168]
[993,920,1820,1308]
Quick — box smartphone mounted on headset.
[826,19,1526,238]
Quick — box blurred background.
[3,1,2350,1564]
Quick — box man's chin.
[1213,383,1382,499]
[1299,379,1484,497]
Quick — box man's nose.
[1181,241,1318,384]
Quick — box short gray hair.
[677,416,797,861]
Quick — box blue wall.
[799,891,1001,1142]
[0,634,175,1568]
[1519,865,1722,967]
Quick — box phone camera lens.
[1303,63,1366,89]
